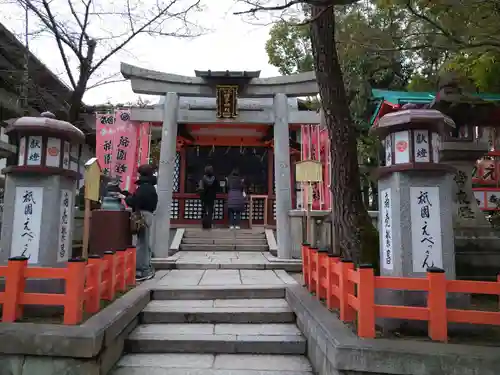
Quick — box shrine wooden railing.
[171,193,276,225]
[0,247,136,325]
[302,244,500,342]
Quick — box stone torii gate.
[121,63,321,258]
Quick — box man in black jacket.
[199,165,218,229]
[121,164,158,281]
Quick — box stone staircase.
[112,284,313,374]
[180,228,268,252]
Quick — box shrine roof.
[370,89,500,126]
[194,70,261,79]
[372,89,500,105]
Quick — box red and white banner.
[300,124,331,211]
[96,109,151,193]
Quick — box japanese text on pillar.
[410,187,443,272]
[381,188,393,270]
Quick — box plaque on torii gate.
[216,85,238,119]
[295,159,323,244]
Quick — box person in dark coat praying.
[226,169,246,229]
[199,165,218,229]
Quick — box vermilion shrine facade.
[98,65,331,258]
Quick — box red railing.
[302,244,500,342]
[171,193,276,225]
[0,247,136,325]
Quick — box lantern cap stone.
[370,109,455,139]
[5,112,85,143]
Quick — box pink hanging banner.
[95,112,116,177]
[310,125,322,210]
[95,109,140,192]
[300,124,331,211]
[138,122,151,166]
[300,125,311,210]
[130,122,152,186]
[319,127,331,211]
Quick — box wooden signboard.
[82,158,102,258]
[84,157,102,201]
[295,159,323,245]
[295,160,323,183]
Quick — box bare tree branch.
[90,0,202,74]
[38,0,78,88]
[5,0,205,123]
[86,78,126,90]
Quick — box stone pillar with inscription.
[371,109,458,312]
[440,125,490,228]
[0,112,85,272]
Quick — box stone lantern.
[0,112,85,267]
[371,109,459,315]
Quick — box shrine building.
[116,64,331,258]
[370,88,500,211]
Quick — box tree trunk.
[68,86,86,125]
[309,5,378,266]
[68,41,96,126]
[362,175,370,207]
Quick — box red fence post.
[115,248,127,292]
[357,264,376,338]
[309,247,318,294]
[339,259,355,323]
[86,255,102,314]
[64,258,87,325]
[103,251,116,301]
[301,242,310,287]
[326,255,340,310]
[316,248,329,300]
[427,267,448,342]
[497,273,500,310]
[2,256,28,322]
[126,246,136,286]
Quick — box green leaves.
[265,19,313,75]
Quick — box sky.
[1,0,282,106]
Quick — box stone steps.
[182,237,268,245]
[126,323,306,354]
[180,229,269,253]
[183,231,265,238]
[179,244,268,252]
[113,354,313,375]
[141,299,295,324]
[113,269,312,375]
[152,285,286,300]
[151,259,302,272]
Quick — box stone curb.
[285,284,500,375]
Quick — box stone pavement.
[112,267,313,374]
[152,251,302,271]
[155,268,298,286]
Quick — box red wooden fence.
[302,243,500,342]
[0,247,136,325]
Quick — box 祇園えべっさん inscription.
[410,187,443,272]
[10,187,44,263]
[57,189,73,263]
[380,188,393,270]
